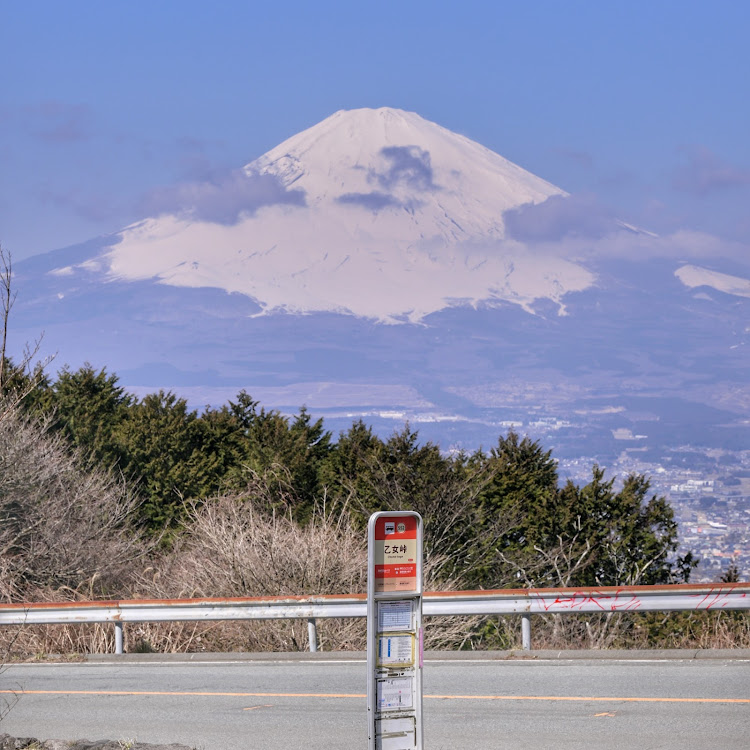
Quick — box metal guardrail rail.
[1,583,748,654]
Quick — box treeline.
[2,361,747,653]
[8,362,698,588]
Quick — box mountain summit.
[83,107,592,321]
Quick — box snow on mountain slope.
[77,107,595,322]
[675,264,750,299]
[251,107,563,231]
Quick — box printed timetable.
[378,600,413,632]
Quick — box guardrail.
[1,583,748,654]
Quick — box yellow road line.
[426,694,750,704]
[1,689,748,704]
[0,690,363,698]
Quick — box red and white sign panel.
[373,515,418,593]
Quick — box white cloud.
[138,169,306,225]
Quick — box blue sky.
[2,1,749,260]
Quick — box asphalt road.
[1,654,748,749]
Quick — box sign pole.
[367,511,423,750]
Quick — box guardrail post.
[521,614,531,651]
[115,621,124,655]
[307,618,318,652]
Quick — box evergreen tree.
[113,390,206,530]
[319,419,384,508]
[720,558,740,584]
[481,431,559,539]
[50,364,133,466]
[473,432,690,589]
[220,395,334,520]
[287,407,332,509]
[194,402,251,493]
[472,432,559,586]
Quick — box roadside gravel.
[0,736,193,750]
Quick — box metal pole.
[307,618,318,652]
[115,621,124,655]
[521,613,531,651]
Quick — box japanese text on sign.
[374,516,418,593]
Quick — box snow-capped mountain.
[54,107,594,322]
[675,265,750,299]
[11,107,750,459]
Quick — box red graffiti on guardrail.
[532,589,643,613]
[692,588,748,610]
[528,584,748,614]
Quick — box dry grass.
[486,610,750,651]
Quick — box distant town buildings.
[559,450,750,582]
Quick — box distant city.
[312,404,749,584]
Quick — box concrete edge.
[82,648,750,663]
[85,651,367,663]
[425,648,750,661]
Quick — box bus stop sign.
[367,511,423,750]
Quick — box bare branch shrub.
[172,494,368,599]
[128,480,477,653]
[0,244,53,413]
[0,397,149,602]
[491,525,686,649]
[137,487,368,652]
[0,246,13,394]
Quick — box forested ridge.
[1,359,746,653]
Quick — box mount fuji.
[11,107,750,459]
[49,107,593,322]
